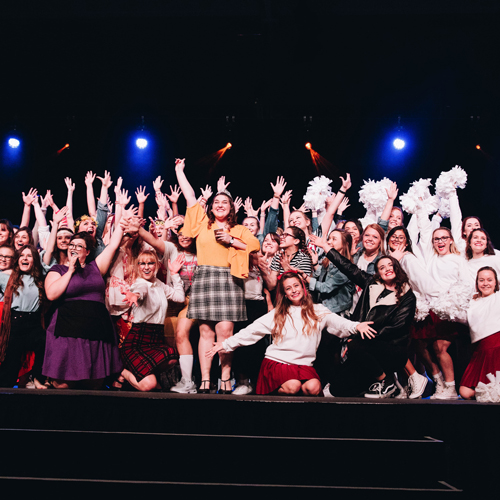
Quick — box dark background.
[1,1,500,242]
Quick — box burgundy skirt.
[256,357,320,395]
[460,331,500,389]
[411,312,462,341]
[120,323,178,382]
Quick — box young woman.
[464,229,500,286]
[459,267,500,399]
[0,245,47,389]
[175,158,260,394]
[120,250,185,391]
[168,230,199,394]
[416,207,470,399]
[312,234,417,398]
[43,223,126,389]
[343,219,363,256]
[206,271,375,396]
[14,227,34,251]
[0,220,14,248]
[42,207,73,271]
[303,229,355,316]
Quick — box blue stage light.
[8,138,20,148]
[393,138,405,150]
[136,138,148,149]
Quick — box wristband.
[339,189,346,194]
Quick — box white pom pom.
[358,177,393,217]
[435,165,468,199]
[399,178,439,215]
[303,176,333,212]
[475,374,500,403]
[437,197,451,219]
[413,291,431,322]
[430,279,472,322]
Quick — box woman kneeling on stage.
[120,250,185,391]
[206,271,375,396]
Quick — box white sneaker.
[170,378,197,394]
[408,372,428,399]
[431,383,458,400]
[395,385,409,399]
[430,376,446,399]
[323,383,334,398]
[232,383,253,395]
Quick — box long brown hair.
[271,272,319,344]
[465,228,495,261]
[0,245,45,363]
[323,229,352,268]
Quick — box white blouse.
[222,304,359,366]
[130,275,185,324]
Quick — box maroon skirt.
[256,357,320,395]
[411,312,463,341]
[120,323,178,382]
[460,331,500,389]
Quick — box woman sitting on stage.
[120,250,185,391]
[311,233,417,398]
[460,267,500,400]
[207,271,376,396]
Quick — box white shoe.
[323,383,334,397]
[430,376,446,399]
[232,383,253,395]
[170,378,197,394]
[431,384,458,400]
[395,385,409,399]
[408,372,428,399]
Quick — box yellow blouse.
[183,203,260,279]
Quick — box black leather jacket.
[325,249,416,347]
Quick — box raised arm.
[95,215,125,275]
[281,190,292,230]
[379,181,398,224]
[174,158,197,207]
[135,186,149,219]
[43,207,69,266]
[64,177,75,229]
[320,174,352,236]
[21,188,37,228]
[84,171,97,217]
[166,185,181,217]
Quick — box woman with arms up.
[42,216,129,389]
[175,158,260,394]
[207,271,375,396]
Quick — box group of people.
[0,161,498,401]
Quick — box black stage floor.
[0,389,497,499]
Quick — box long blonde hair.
[271,273,319,344]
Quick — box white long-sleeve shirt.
[222,304,359,366]
[467,291,500,343]
[129,275,185,324]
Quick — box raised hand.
[167,185,181,204]
[280,190,292,206]
[22,188,38,206]
[114,176,123,196]
[386,181,399,201]
[97,170,113,189]
[337,196,350,215]
[271,176,287,197]
[135,186,149,204]
[64,177,75,192]
[200,184,212,202]
[217,175,230,193]
[85,171,96,187]
[42,190,54,210]
[244,197,260,218]
[53,206,69,225]
[234,196,243,214]
[260,198,272,213]
[117,189,131,207]
[168,253,186,275]
[293,203,310,213]
[174,158,185,172]
[340,173,352,192]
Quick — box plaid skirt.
[120,323,178,382]
[187,265,246,322]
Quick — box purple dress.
[42,261,123,381]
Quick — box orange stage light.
[305,142,311,150]
[226,142,232,149]
[476,144,481,150]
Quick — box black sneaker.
[364,377,397,398]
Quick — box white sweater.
[222,304,359,366]
[467,292,500,343]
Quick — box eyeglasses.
[433,236,450,243]
[68,243,87,251]
[281,233,294,239]
[138,261,156,267]
[390,235,406,242]
[0,255,13,260]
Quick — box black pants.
[0,311,46,388]
[329,337,407,397]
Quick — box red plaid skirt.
[256,357,320,395]
[460,331,500,389]
[120,323,178,381]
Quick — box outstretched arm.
[21,188,37,228]
[321,174,352,236]
[85,171,97,217]
[64,177,75,229]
